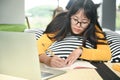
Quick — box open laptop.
[0,31,65,80]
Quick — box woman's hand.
[39,54,66,68]
[65,48,82,66]
[49,55,66,68]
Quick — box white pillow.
[46,31,120,62]
[46,35,93,59]
[30,29,120,62]
[105,30,120,62]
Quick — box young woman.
[37,0,111,68]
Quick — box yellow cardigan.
[37,26,111,61]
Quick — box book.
[42,60,96,70]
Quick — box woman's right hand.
[39,54,66,68]
[48,55,66,68]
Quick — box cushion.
[46,30,120,62]
[25,29,120,62]
[46,35,93,58]
[104,30,120,62]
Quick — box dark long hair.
[44,12,67,34]
[54,0,107,48]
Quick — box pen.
[47,49,54,57]
[77,46,83,50]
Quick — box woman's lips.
[73,28,81,32]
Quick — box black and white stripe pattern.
[35,30,44,40]
[25,29,120,62]
[105,31,120,62]
[46,35,93,58]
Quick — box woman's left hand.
[65,48,82,66]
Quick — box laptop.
[0,31,66,80]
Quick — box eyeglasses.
[71,17,90,29]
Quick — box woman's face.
[70,9,90,35]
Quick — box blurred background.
[0,0,120,33]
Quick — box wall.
[0,0,24,24]
[102,0,116,31]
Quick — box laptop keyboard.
[41,71,53,78]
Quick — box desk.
[49,63,120,80]
[0,74,28,80]
[0,63,119,80]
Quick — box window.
[116,0,120,31]
[25,0,69,30]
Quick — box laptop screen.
[0,31,41,80]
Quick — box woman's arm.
[80,26,111,61]
[80,44,112,61]
[37,34,54,55]
[37,34,66,67]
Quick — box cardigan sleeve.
[80,26,112,61]
[37,34,54,55]
[80,44,112,61]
